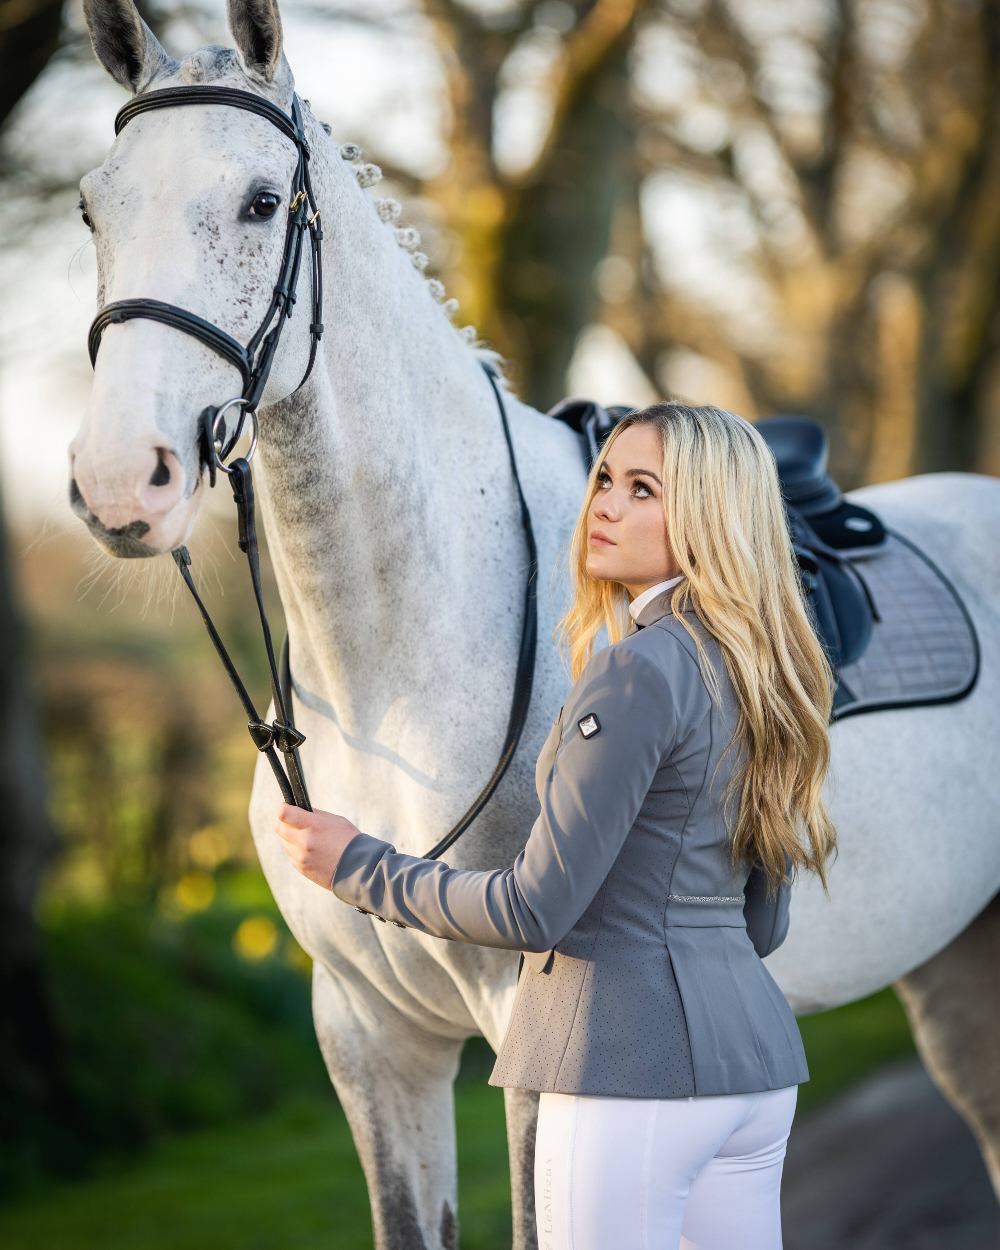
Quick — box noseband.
[85,85,539,860]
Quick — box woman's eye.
[78,197,93,230]
[249,191,281,218]
[596,471,651,498]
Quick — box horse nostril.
[149,448,171,488]
[68,477,93,522]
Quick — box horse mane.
[333,143,514,393]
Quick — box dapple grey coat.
[331,588,810,1097]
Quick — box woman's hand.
[275,803,361,891]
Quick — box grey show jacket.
[331,587,810,1097]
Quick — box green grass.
[0,1082,511,1250]
[0,989,915,1249]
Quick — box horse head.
[70,0,327,557]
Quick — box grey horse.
[69,1,1000,1244]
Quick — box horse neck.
[252,121,521,739]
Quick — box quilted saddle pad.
[832,524,980,721]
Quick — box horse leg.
[504,1085,540,1250]
[311,958,465,1250]
[893,887,1000,1198]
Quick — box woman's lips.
[589,534,614,545]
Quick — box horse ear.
[82,0,176,94]
[226,0,288,85]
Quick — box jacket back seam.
[654,669,714,1092]
[661,686,714,928]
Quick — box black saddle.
[546,398,887,686]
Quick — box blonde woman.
[276,401,838,1248]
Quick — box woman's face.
[585,422,681,599]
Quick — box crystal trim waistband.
[667,893,743,904]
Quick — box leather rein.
[86,84,538,860]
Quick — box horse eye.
[78,196,93,230]
[249,191,281,219]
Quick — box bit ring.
[212,398,257,473]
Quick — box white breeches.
[533,1084,799,1250]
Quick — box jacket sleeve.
[330,641,681,952]
[743,851,794,958]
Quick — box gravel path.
[783,1058,1000,1249]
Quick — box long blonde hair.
[554,402,838,896]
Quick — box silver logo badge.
[578,713,601,739]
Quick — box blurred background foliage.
[0,0,990,1243]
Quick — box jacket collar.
[631,584,694,629]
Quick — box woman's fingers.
[277,801,312,828]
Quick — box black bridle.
[88,86,325,424]
[86,84,538,861]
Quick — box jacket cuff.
[330,830,394,902]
